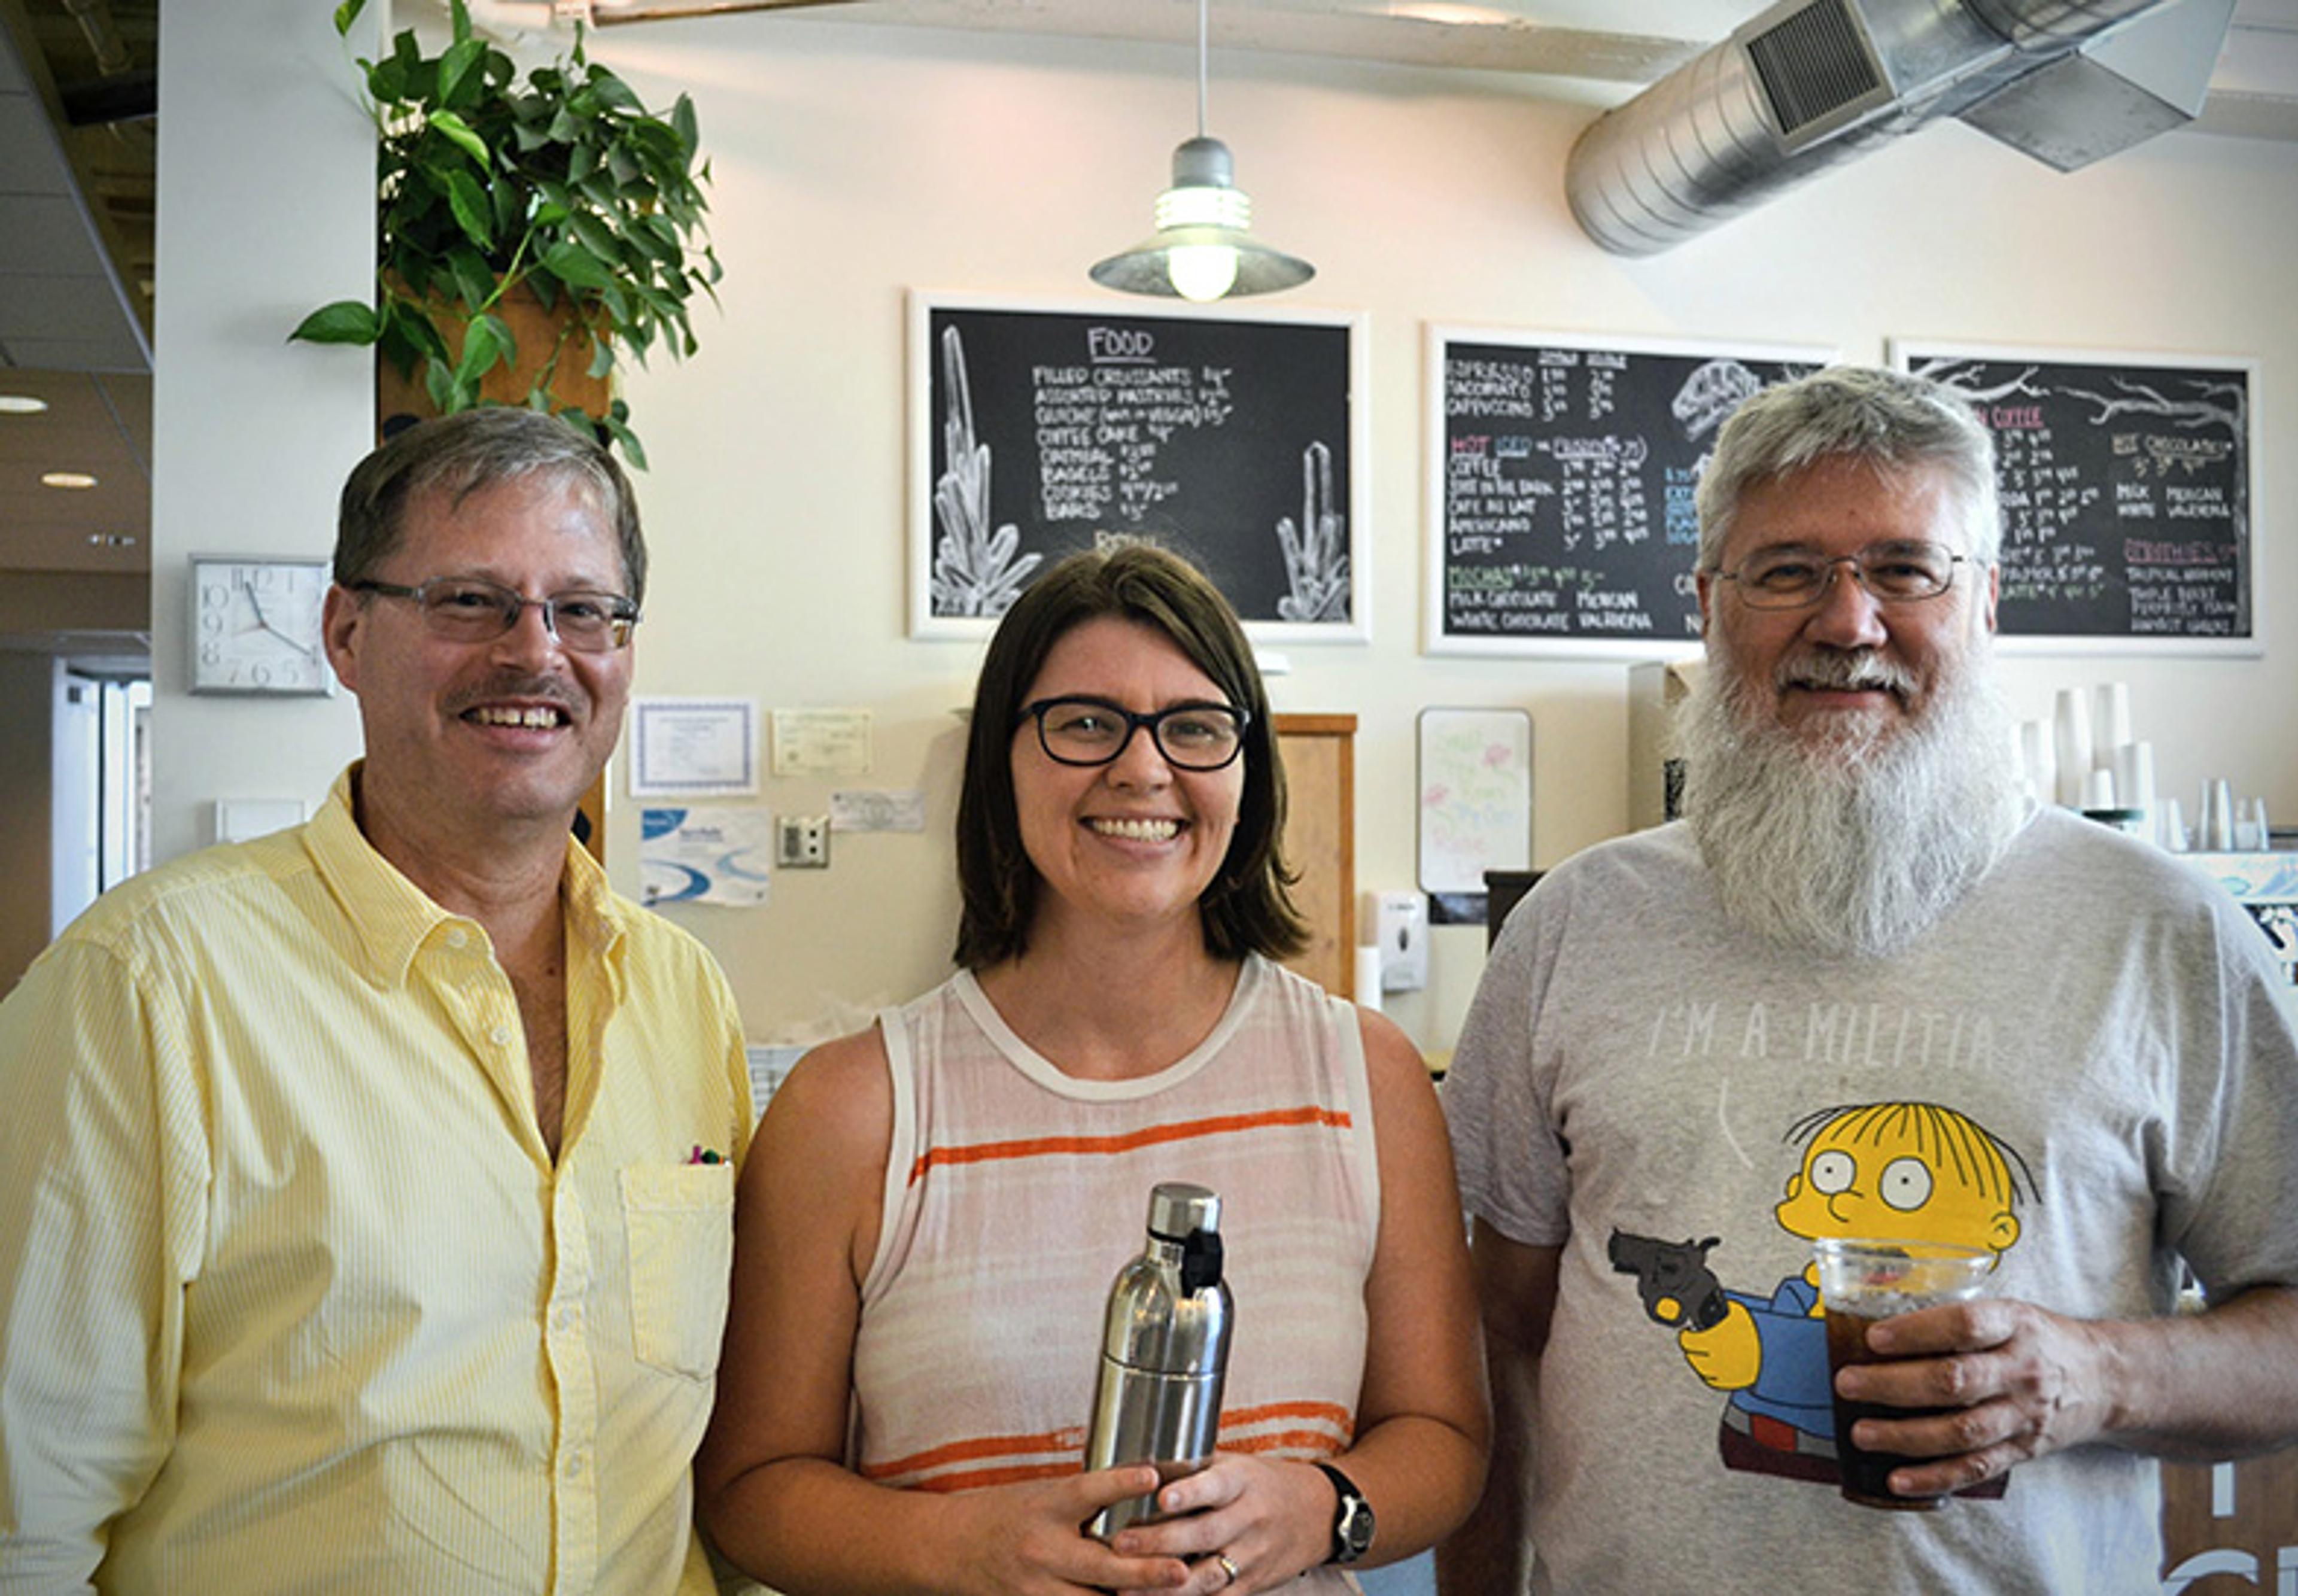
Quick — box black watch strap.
[1313,1460,1374,1565]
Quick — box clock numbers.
[189,557,335,697]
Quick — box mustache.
[446,676,583,718]
[1774,649,1918,700]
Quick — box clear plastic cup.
[1812,1237,1994,1510]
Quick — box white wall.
[151,12,2298,1054]
[50,662,98,937]
[148,0,370,864]
[0,655,58,989]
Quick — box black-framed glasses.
[1710,540,1971,610]
[1019,696,1250,771]
[349,576,640,652]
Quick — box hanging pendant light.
[1090,0,1313,302]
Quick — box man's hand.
[1833,1296,2114,1497]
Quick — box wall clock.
[190,555,336,697]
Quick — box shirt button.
[490,1025,512,1045]
[564,1452,584,1479]
[554,1305,578,1333]
[445,928,469,950]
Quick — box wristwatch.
[1313,1461,1374,1565]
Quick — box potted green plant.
[291,0,719,466]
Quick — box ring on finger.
[1215,1552,1241,1586]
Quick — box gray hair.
[1695,366,2000,573]
[335,409,646,604]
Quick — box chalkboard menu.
[1894,342,2257,653]
[909,294,1366,641]
[1424,328,1832,657]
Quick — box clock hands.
[237,574,319,662]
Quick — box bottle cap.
[1148,1182,1221,1242]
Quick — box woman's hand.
[932,1464,1193,1596]
[1106,1454,1333,1595]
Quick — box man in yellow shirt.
[0,408,754,1594]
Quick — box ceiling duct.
[1566,0,2236,257]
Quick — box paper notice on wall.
[640,807,773,907]
[1417,706,1534,895]
[771,709,872,776]
[744,1044,808,1121]
[829,789,926,833]
[630,698,759,797]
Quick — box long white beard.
[1680,639,2026,960]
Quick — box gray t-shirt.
[1445,807,2298,1595]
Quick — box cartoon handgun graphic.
[1607,1229,1729,1332]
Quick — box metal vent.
[1746,0,1886,139]
[1565,0,2219,257]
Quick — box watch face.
[192,558,335,696]
[1317,1462,1375,1564]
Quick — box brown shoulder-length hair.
[953,543,1309,970]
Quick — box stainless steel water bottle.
[1083,1181,1233,1539]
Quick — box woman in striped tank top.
[699,547,1488,1594]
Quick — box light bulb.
[1168,244,1239,302]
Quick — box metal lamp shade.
[1089,226,1315,299]
[1090,135,1312,300]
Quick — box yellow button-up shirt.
[0,768,753,1594]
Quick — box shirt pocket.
[620,1162,737,1381]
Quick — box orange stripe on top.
[904,1460,1081,1494]
[910,1105,1351,1185]
[864,1407,1345,1484]
[1220,1400,1355,1434]
[861,1426,1088,1483]
[893,1438,1341,1490]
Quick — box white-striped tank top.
[851,954,1379,1591]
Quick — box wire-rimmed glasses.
[1710,541,1971,610]
[349,576,640,652]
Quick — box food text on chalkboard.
[913,297,1364,639]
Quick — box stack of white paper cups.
[2111,741,2156,840]
[2090,683,2132,774]
[2201,779,2236,852]
[2053,689,2092,809]
[2018,721,2055,809]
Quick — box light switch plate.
[213,798,308,845]
[1375,891,1428,993]
[776,815,829,868]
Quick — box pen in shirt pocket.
[686,1144,724,1166]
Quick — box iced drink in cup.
[1812,1237,1995,1510]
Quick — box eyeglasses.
[1019,696,1249,771]
[1710,541,1970,610]
[350,576,639,652]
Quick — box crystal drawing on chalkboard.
[931,326,1041,617]
[1275,440,1348,622]
[1671,360,1762,440]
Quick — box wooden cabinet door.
[1274,714,1356,999]
[2160,1449,2298,1589]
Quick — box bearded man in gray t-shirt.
[1437,366,2298,1596]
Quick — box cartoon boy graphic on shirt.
[1619,1101,2032,1492]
